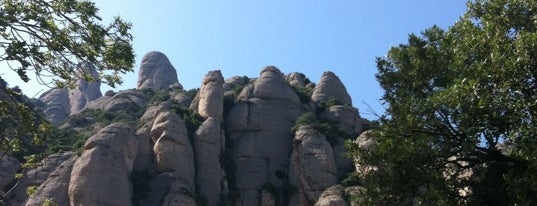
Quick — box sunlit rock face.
[69,62,102,114]
[227,66,305,206]
[68,123,138,206]
[137,51,180,90]
[311,71,352,106]
[20,54,371,206]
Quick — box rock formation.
[151,110,196,206]
[69,62,102,114]
[313,185,347,206]
[68,123,138,206]
[25,157,77,206]
[289,126,338,205]
[227,66,304,205]
[191,70,226,206]
[137,51,180,90]
[8,53,370,206]
[7,152,75,206]
[311,71,352,105]
[38,88,70,124]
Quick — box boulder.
[289,126,338,205]
[39,88,70,124]
[137,51,180,90]
[311,71,352,105]
[354,131,378,176]
[194,70,225,119]
[286,72,314,89]
[319,105,362,135]
[84,89,148,114]
[25,156,77,206]
[134,102,172,173]
[6,152,74,206]
[151,111,195,191]
[68,123,139,206]
[319,105,362,178]
[69,63,102,114]
[227,66,304,206]
[223,76,250,91]
[314,185,347,206]
[249,66,300,105]
[194,117,222,206]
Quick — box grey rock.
[320,105,362,135]
[151,111,195,191]
[39,88,70,124]
[286,72,312,88]
[134,102,172,173]
[25,156,76,206]
[289,126,338,205]
[68,123,138,206]
[139,172,173,206]
[319,105,362,178]
[105,90,115,97]
[69,63,102,114]
[227,66,304,206]
[311,71,352,105]
[0,156,20,197]
[223,76,250,91]
[247,66,300,105]
[314,185,347,206]
[6,152,74,206]
[354,131,377,176]
[194,70,224,119]
[85,89,148,114]
[137,51,180,90]
[194,117,222,206]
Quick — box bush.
[292,86,313,104]
[292,112,351,145]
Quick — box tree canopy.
[0,0,134,155]
[348,0,537,205]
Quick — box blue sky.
[4,1,467,120]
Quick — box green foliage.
[315,96,344,114]
[185,88,200,100]
[43,199,59,206]
[341,172,361,187]
[25,185,38,197]
[0,0,134,87]
[347,0,537,205]
[291,86,313,104]
[45,127,88,154]
[172,105,204,139]
[148,90,171,105]
[292,112,352,145]
[0,0,134,155]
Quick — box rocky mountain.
[0,51,373,206]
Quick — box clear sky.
[3,0,467,120]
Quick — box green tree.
[0,0,134,155]
[347,0,537,205]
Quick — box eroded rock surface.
[39,88,70,124]
[25,157,77,206]
[227,66,304,206]
[311,71,352,105]
[289,126,338,206]
[137,51,180,90]
[68,123,138,206]
[69,63,102,114]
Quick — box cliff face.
[3,52,368,206]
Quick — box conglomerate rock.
[137,51,180,90]
[68,123,138,206]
